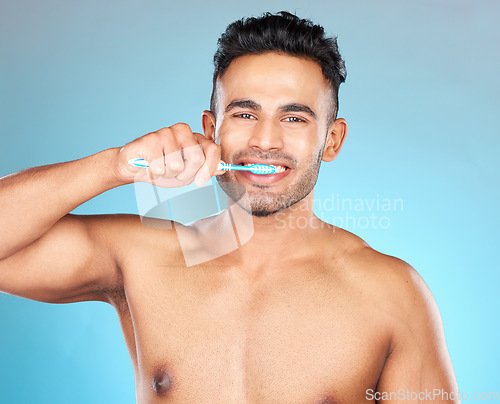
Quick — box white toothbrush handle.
[128,158,150,168]
[128,158,226,171]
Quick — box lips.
[237,168,291,184]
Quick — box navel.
[152,368,173,396]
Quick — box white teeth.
[241,163,287,173]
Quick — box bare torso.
[107,216,399,403]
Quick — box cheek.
[217,133,241,160]
[290,132,324,159]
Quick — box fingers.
[121,123,222,188]
[157,128,184,178]
[171,124,205,182]
[143,129,179,180]
[193,133,222,187]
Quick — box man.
[0,11,458,403]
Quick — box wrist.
[95,147,131,189]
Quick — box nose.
[247,121,284,152]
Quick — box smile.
[236,165,291,184]
[239,163,287,173]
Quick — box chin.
[250,208,281,218]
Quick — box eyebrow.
[225,99,261,113]
[225,99,317,120]
[278,103,317,120]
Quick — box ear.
[202,110,216,141]
[322,118,347,162]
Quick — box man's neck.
[228,192,328,273]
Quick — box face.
[208,53,338,217]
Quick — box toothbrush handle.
[216,162,230,171]
[128,158,227,172]
[128,158,150,168]
[218,162,250,171]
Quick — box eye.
[234,113,256,120]
[283,116,306,123]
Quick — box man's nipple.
[152,368,173,396]
[316,396,337,404]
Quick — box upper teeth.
[242,163,287,173]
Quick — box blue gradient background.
[1,1,498,402]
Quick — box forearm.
[0,147,124,259]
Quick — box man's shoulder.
[335,231,454,383]
[329,227,433,319]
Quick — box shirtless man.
[0,12,458,404]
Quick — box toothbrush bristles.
[250,164,277,175]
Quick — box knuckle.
[151,167,165,176]
[149,130,163,138]
[166,160,184,173]
[143,133,162,148]
[156,127,173,137]
[139,131,156,140]
[189,152,205,166]
[207,143,221,157]
[172,122,191,133]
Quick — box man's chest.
[117,259,390,403]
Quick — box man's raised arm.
[0,147,129,303]
[0,123,221,304]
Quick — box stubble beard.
[216,146,324,218]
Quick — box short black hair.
[210,11,347,126]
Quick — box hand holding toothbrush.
[128,159,278,176]
[113,123,277,189]
[112,123,223,188]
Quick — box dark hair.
[210,11,347,125]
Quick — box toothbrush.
[127,158,278,175]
